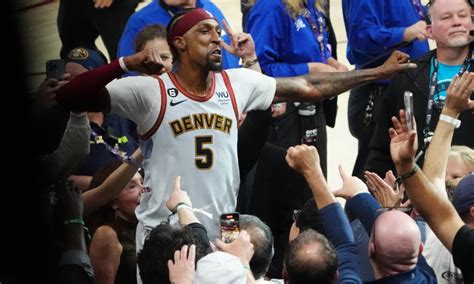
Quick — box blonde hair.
[449,145,474,171]
[283,0,328,18]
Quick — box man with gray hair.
[366,0,474,177]
[239,214,275,282]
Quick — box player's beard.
[206,53,223,72]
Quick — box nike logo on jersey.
[170,99,188,107]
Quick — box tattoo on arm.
[274,69,378,103]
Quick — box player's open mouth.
[210,48,222,59]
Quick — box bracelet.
[397,164,419,181]
[119,57,130,72]
[242,263,251,270]
[242,58,258,68]
[439,114,461,129]
[175,203,192,213]
[172,202,191,214]
[123,156,142,168]
[64,218,85,226]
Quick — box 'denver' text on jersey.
[169,113,233,137]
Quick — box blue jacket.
[245,0,331,77]
[346,193,437,284]
[342,0,430,69]
[117,0,239,69]
[320,203,363,284]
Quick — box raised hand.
[166,176,192,212]
[220,20,257,62]
[35,76,70,109]
[167,244,196,284]
[364,170,405,207]
[444,72,474,115]
[389,109,418,167]
[124,46,165,75]
[214,230,254,265]
[333,165,368,200]
[377,50,417,79]
[285,144,321,178]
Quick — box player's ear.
[173,36,187,53]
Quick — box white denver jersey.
[107,68,276,239]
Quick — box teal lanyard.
[424,51,471,139]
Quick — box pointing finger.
[221,19,233,37]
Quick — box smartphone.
[220,212,240,243]
[46,59,65,79]
[404,91,414,131]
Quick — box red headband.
[167,8,217,51]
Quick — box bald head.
[370,211,421,274]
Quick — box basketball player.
[57,8,417,251]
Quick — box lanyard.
[411,0,425,21]
[301,4,328,63]
[91,128,128,160]
[423,51,471,139]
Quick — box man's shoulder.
[223,68,272,81]
[372,265,436,283]
[414,50,436,65]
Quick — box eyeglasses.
[292,209,302,222]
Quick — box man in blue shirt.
[342,0,430,178]
[117,0,239,69]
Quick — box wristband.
[242,58,258,68]
[175,203,192,213]
[64,218,84,226]
[119,57,130,72]
[439,114,461,129]
[397,164,419,181]
[172,202,191,214]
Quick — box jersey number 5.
[195,136,213,169]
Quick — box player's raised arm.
[273,50,416,103]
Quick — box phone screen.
[220,212,240,243]
[46,59,65,79]
[404,91,414,131]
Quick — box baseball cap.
[65,47,107,70]
[452,174,474,216]
[195,251,246,284]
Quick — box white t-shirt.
[423,225,463,283]
[106,68,275,240]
